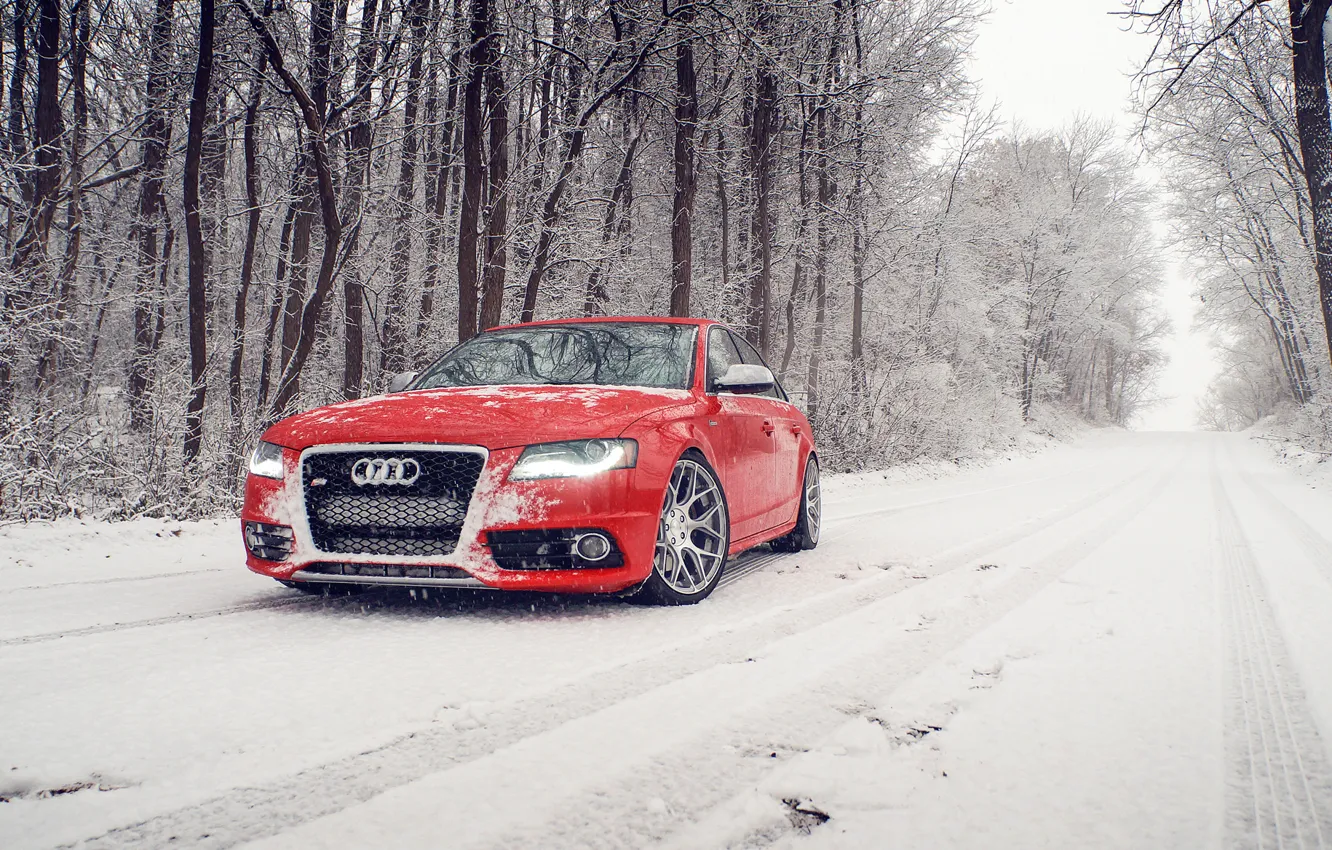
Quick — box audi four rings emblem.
[350,457,421,486]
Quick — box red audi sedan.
[241,317,819,604]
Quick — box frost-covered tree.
[1132,2,1330,428]
[0,0,1165,518]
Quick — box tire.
[771,455,820,552]
[627,452,731,606]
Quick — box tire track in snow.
[63,461,1158,850]
[822,463,1095,527]
[718,462,1148,593]
[0,568,227,595]
[1236,471,1332,589]
[2,546,809,648]
[0,592,352,648]
[1214,471,1332,850]
[1,462,1109,647]
[717,548,787,589]
[473,463,1179,850]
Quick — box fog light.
[574,532,612,562]
[244,521,294,562]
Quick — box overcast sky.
[967,0,1217,430]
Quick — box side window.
[706,327,744,393]
[729,332,788,401]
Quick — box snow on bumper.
[240,445,660,594]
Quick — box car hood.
[262,384,696,451]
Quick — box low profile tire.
[771,455,821,552]
[628,452,731,606]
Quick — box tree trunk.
[34,0,86,397]
[10,0,59,271]
[520,20,667,323]
[669,17,698,317]
[127,0,175,432]
[780,107,813,379]
[0,3,5,151]
[340,0,380,399]
[848,0,866,389]
[1288,0,1332,372]
[80,250,121,400]
[6,0,28,180]
[183,0,215,464]
[278,0,333,398]
[1019,297,1038,420]
[200,74,229,323]
[746,9,776,358]
[4,0,60,418]
[583,118,646,314]
[716,131,731,304]
[806,0,844,420]
[457,0,487,341]
[806,88,833,424]
[281,179,315,378]
[528,2,558,206]
[480,17,509,331]
[235,0,344,420]
[230,3,270,453]
[418,0,462,348]
[256,201,295,410]
[381,0,430,372]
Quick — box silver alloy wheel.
[654,459,728,595]
[804,459,822,545]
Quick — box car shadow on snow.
[282,583,642,623]
[273,546,779,623]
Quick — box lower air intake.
[303,563,474,580]
[487,528,624,570]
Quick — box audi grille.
[301,446,485,557]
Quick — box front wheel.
[771,455,820,552]
[628,454,730,605]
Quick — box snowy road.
[3,432,1332,849]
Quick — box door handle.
[761,420,775,436]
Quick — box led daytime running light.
[509,439,637,481]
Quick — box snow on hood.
[262,384,695,451]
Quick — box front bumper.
[241,444,661,594]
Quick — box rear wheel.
[629,454,730,605]
[771,455,820,552]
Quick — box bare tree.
[479,8,509,331]
[382,0,431,371]
[456,0,488,341]
[126,0,175,432]
[340,0,381,398]
[235,0,344,419]
[229,0,271,450]
[1128,0,1332,372]
[184,0,217,463]
[745,0,777,357]
[670,6,699,317]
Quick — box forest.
[0,0,1194,519]
[1129,0,1332,446]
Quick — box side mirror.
[716,363,775,395]
[387,371,419,393]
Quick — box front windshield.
[414,322,698,391]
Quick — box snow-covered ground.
[2,431,1331,849]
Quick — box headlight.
[248,441,286,480]
[509,439,637,481]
